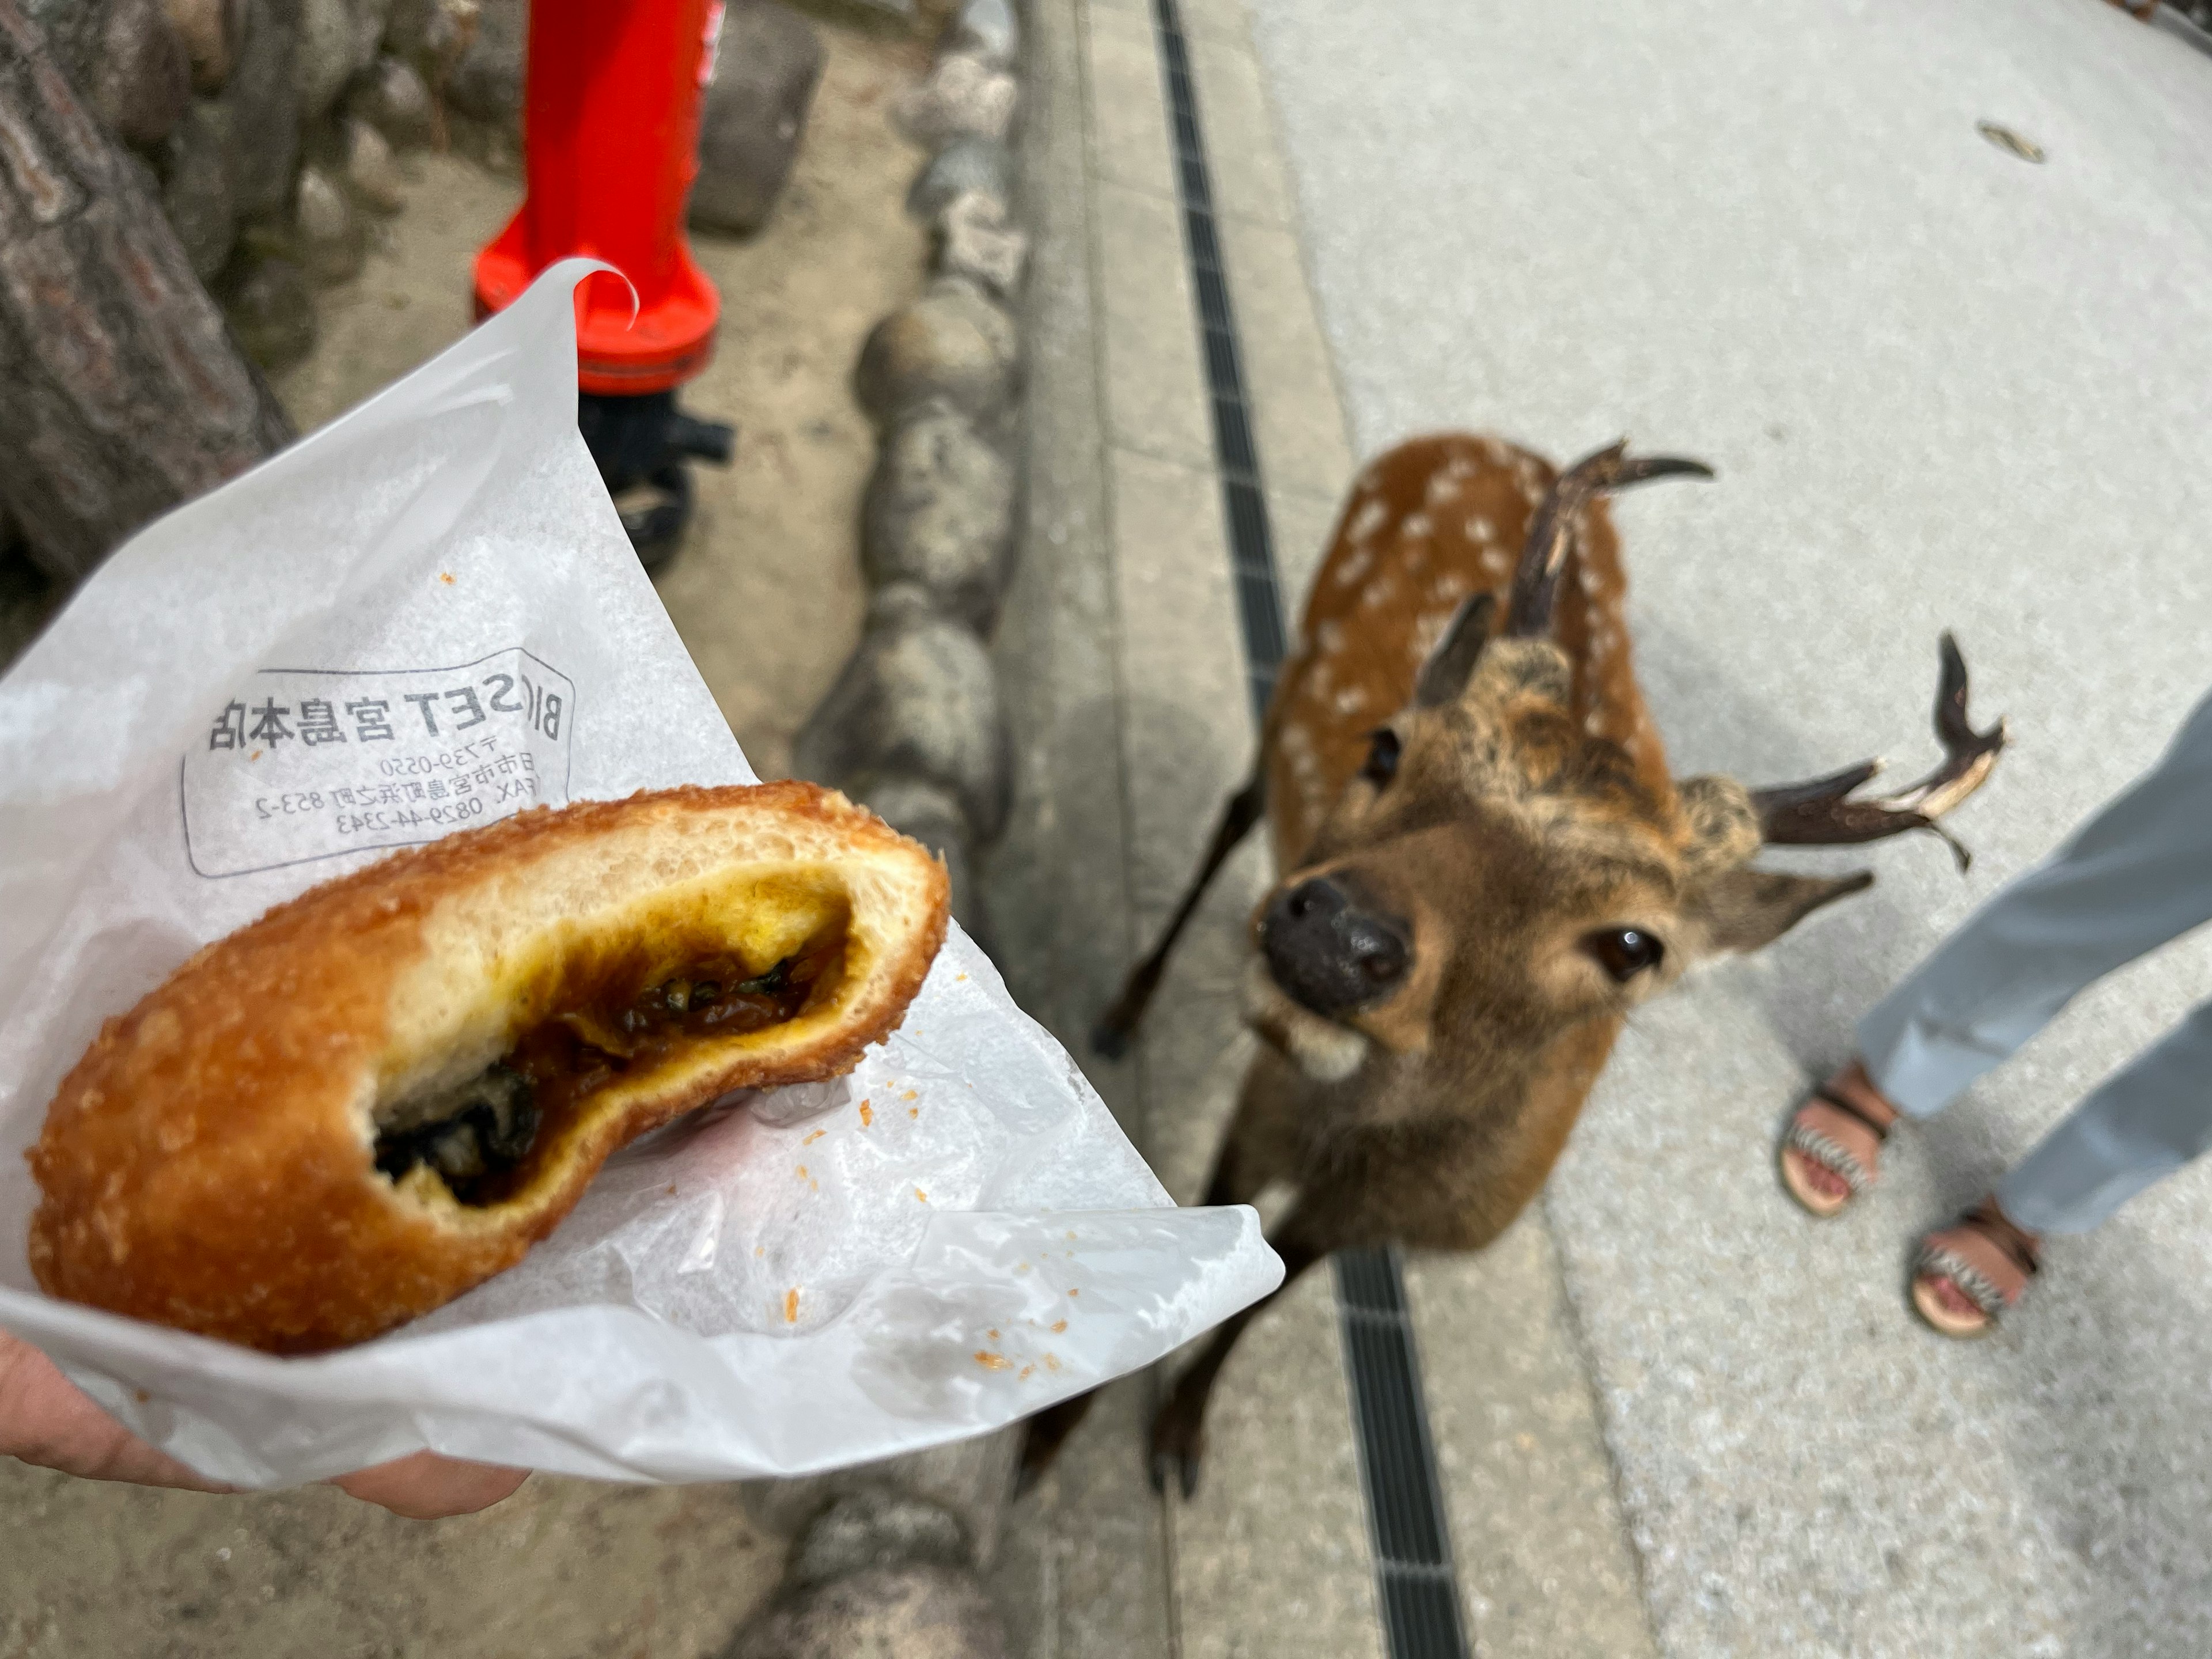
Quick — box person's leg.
[1859,688,2212,1118]
[1995,998,2212,1234]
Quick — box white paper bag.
[0,262,1281,1486]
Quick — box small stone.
[382,0,477,81]
[346,52,434,148]
[294,0,362,119]
[445,0,520,129]
[342,116,404,211]
[351,0,390,66]
[161,97,237,280]
[934,188,1027,298]
[792,583,1009,843]
[893,50,1017,149]
[725,1565,1006,1659]
[789,1489,971,1590]
[162,0,247,93]
[940,0,1016,69]
[88,0,192,148]
[688,0,824,237]
[854,277,1020,431]
[226,0,302,216]
[293,163,363,282]
[862,399,1015,634]
[904,135,1010,222]
[218,254,316,372]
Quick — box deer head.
[1245,444,2005,1102]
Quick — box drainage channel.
[1142,3,1472,1656]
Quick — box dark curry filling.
[375,941,840,1205]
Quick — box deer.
[1016,434,2006,1498]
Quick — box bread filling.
[374,923,845,1207]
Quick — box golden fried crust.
[26,782,950,1354]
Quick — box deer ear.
[1684,867,1873,958]
[1414,593,1497,707]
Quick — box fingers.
[329,1451,529,1520]
[0,1331,230,1494]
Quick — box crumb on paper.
[974,1350,1010,1371]
[908,1107,919,1119]
[803,1129,825,1146]
[1069,1289,1080,1298]
[438,571,455,585]
[1066,1230,1078,1241]
[956,972,968,982]
[902,1090,919,1101]
[1044,1353,1061,1372]
[796,1164,808,1180]
[988,1328,1001,1340]
[1016,1261,1031,1274]
[665,1183,677,1196]
[1052,1319,1067,1334]
[1020,1365,1034,1379]
[784,1289,800,1324]
[915,1187,929,1203]
[755,1245,765,1257]
[859,1101,873,1127]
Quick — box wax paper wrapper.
[0,263,1281,1486]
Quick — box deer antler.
[1749,633,2008,871]
[1504,440,1715,638]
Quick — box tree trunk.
[0,0,291,584]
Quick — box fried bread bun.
[27,782,949,1354]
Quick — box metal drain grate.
[1142,3,1472,1654]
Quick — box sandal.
[1778,1061,1900,1218]
[1911,1199,2040,1339]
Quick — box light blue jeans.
[1858,688,2212,1234]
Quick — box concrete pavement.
[1241,0,2212,1653]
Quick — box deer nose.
[1260,877,1411,1015]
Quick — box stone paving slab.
[1243,0,2212,1652]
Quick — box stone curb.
[748,1,1031,1652]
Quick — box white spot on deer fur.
[1464,514,1495,542]
[1578,567,1601,599]
[1333,687,1368,715]
[1444,452,1475,479]
[1585,711,1606,736]
[1402,513,1432,539]
[1349,499,1389,542]
[1316,619,1346,654]
[1361,579,1396,609]
[1425,473,1460,507]
[1480,437,1509,467]
[1482,548,1510,577]
[1335,546,1375,588]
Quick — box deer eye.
[1360,729,1402,787]
[1583,927,1664,982]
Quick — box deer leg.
[1093,771,1266,1057]
[1014,1387,1103,1497]
[1149,1220,1328,1499]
